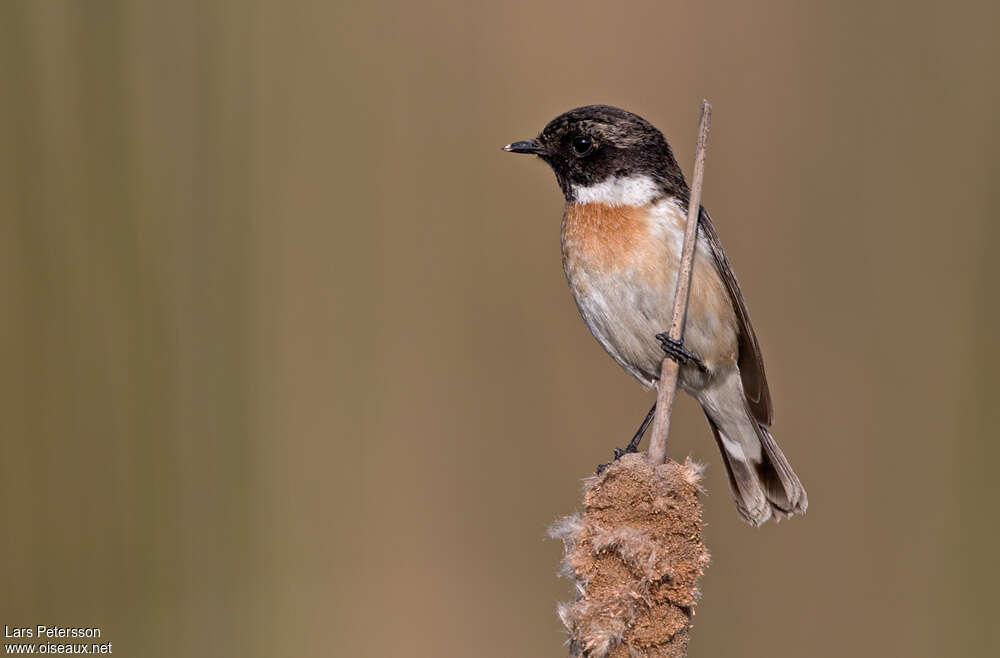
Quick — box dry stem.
[647,101,712,465]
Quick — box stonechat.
[504,105,806,526]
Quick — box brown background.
[2,1,998,656]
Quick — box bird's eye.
[572,136,594,156]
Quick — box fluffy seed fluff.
[548,453,709,658]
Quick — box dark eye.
[572,136,594,156]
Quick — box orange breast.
[561,202,652,271]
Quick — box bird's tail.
[697,369,807,526]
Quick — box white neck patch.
[571,174,660,206]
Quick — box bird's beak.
[502,139,544,155]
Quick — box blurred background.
[1,1,997,656]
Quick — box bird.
[503,105,806,526]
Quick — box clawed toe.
[655,332,707,372]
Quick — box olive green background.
[2,1,997,656]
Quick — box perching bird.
[504,105,806,526]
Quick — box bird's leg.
[595,333,706,475]
[617,402,657,456]
[655,332,707,373]
[596,402,657,475]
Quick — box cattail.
[550,453,710,658]
[551,102,713,658]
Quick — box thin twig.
[647,100,712,465]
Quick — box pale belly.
[562,200,739,390]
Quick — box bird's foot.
[655,332,707,372]
[595,446,636,475]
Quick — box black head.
[503,105,687,203]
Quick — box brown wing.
[698,206,773,426]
